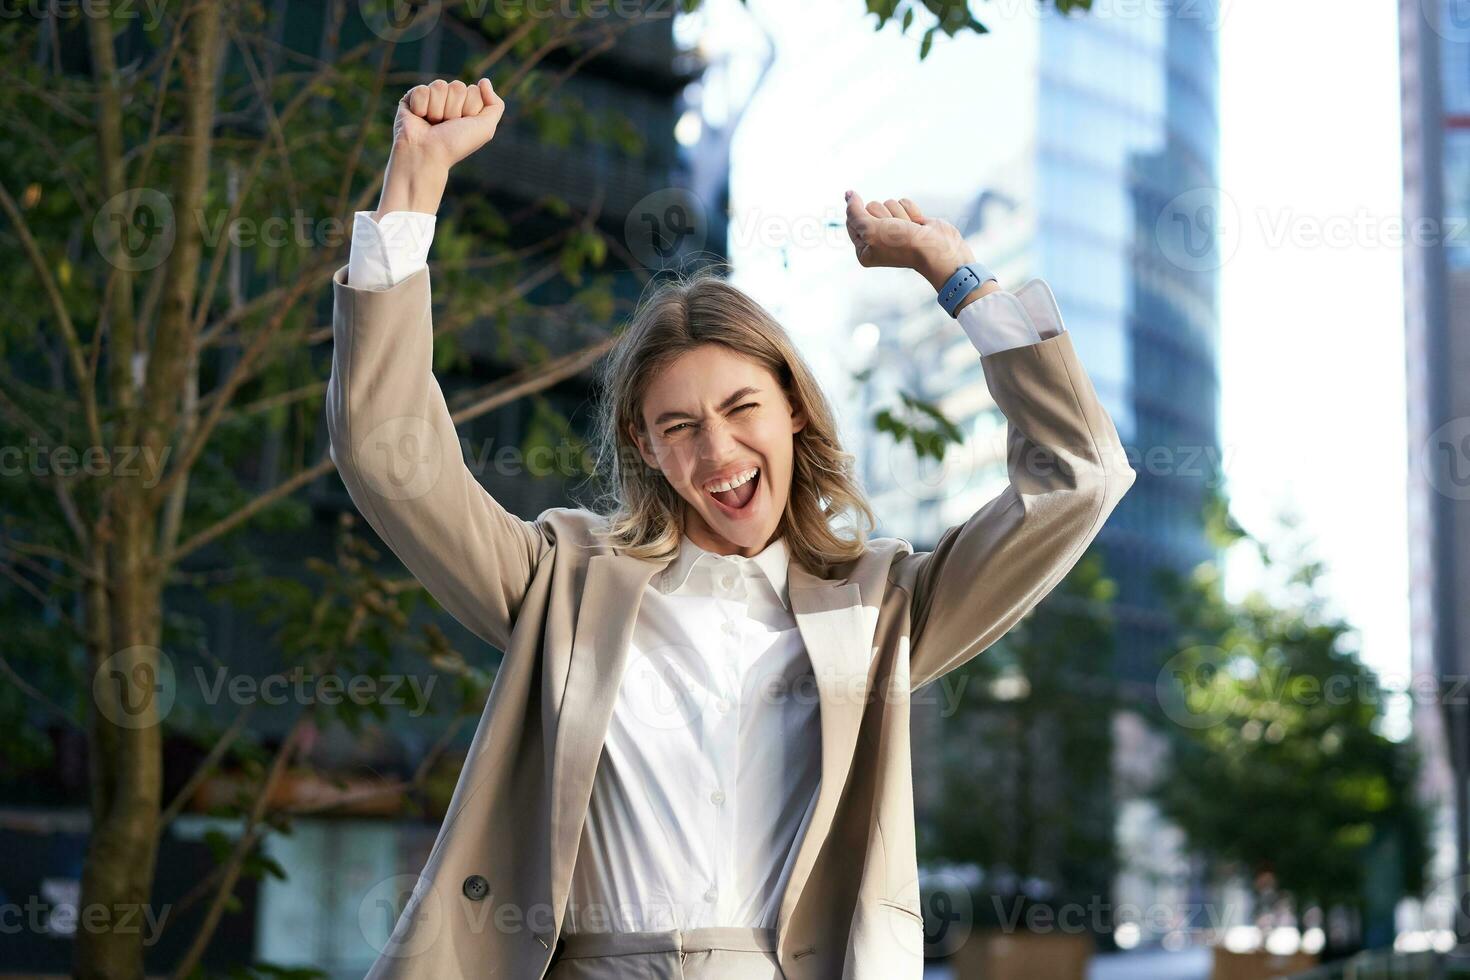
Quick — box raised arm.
[325,78,551,653]
[843,191,1136,691]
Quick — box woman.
[327,78,1135,980]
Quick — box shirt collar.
[659,532,792,610]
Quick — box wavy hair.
[581,264,877,575]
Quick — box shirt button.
[716,698,732,714]
[718,572,736,590]
[721,620,736,635]
[710,788,726,805]
[704,886,718,902]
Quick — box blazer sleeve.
[888,279,1136,691]
[324,261,552,652]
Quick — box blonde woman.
[327,77,1136,980]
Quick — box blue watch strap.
[936,261,998,318]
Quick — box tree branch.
[162,330,614,565]
[0,178,103,456]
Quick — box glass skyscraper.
[1038,3,1223,684]
[1401,0,1470,937]
[850,1,1224,686]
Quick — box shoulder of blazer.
[532,505,614,558]
[821,534,914,586]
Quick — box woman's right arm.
[326,78,552,653]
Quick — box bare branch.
[135,0,225,485]
[0,650,81,731]
[166,721,305,980]
[164,331,614,566]
[87,0,145,447]
[159,702,258,829]
[0,383,91,548]
[0,179,103,454]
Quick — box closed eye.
[663,403,758,436]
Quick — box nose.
[696,415,741,459]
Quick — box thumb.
[472,78,505,128]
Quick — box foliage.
[1149,491,1433,919]
[0,0,1097,974]
[922,550,1124,923]
[801,0,1096,60]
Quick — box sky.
[1214,0,1409,698]
[687,0,1411,705]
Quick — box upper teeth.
[705,467,758,494]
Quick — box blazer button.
[462,874,489,901]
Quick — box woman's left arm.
[844,191,1137,691]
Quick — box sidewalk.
[923,946,1214,980]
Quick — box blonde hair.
[581,265,877,575]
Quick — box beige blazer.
[325,261,1136,980]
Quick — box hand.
[843,191,976,288]
[375,78,505,219]
[394,77,506,169]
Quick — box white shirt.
[564,531,815,933]
[344,209,1065,933]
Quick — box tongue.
[713,472,758,509]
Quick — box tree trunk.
[75,502,164,979]
[73,1,224,974]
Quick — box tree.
[0,2,659,976]
[922,550,1124,934]
[1149,492,1432,957]
[0,1,1093,976]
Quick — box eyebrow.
[652,386,763,427]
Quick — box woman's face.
[632,344,807,558]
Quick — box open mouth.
[705,466,760,515]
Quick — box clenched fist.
[394,77,506,169]
[373,77,506,219]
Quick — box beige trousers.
[544,926,784,979]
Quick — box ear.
[789,399,808,435]
[628,419,662,472]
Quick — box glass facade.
[849,2,1223,687]
[1443,2,1470,269]
[1402,0,1470,933]
[1038,1,1222,683]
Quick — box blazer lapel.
[545,547,874,950]
[548,551,668,927]
[776,563,872,952]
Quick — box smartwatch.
[936,261,998,318]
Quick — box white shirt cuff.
[348,210,437,290]
[955,277,1068,356]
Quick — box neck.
[682,508,773,558]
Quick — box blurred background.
[0,0,1463,978]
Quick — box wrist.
[952,278,1001,315]
[375,145,449,220]
[917,248,978,291]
